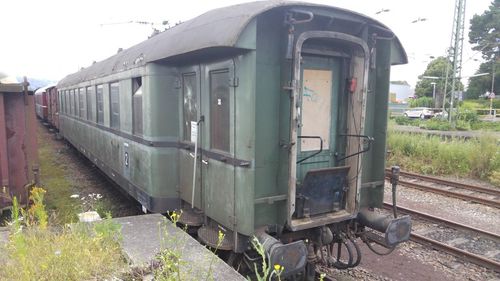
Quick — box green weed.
[0,188,125,281]
[248,236,284,281]
[387,132,500,185]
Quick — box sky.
[0,0,493,88]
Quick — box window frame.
[181,72,198,142]
[109,82,120,130]
[132,77,143,136]
[86,86,93,121]
[78,87,86,119]
[208,67,233,154]
[96,85,104,124]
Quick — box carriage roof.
[58,1,406,87]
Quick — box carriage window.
[96,85,104,124]
[59,91,62,113]
[86,86,93,121]
[182,73,197,142]
[69,89,74,115]
[74,89,78,117]
[209,70,230,152]
[132,77,143,136]
[65,91,69,114]
[109,82,120,129]
[79,87,86,119]
[301,69,332,151]
[68,90,71,115]
[60,91,64,113]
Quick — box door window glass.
[209,70,230,152]
[301,69,332,151]
[182,73,197,142]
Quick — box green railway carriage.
[57,1,411,278]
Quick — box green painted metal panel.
[199,60,236,230]
[360,39,392,208]
[253,12,287,229]
[234,51,256,235]
[203,160,234,228]
[144,64,179,140]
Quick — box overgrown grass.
[37,126,79,224]
[393,116,500,132]
[462,99,500,109]
[0,188,126,281]
[387,131,500,185]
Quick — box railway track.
[384,202,500,272]
[385,169,500,208]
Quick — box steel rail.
[386,176,500,208]
[410,233,500,272]
[385,169,500,196]
[383,202,500,242]
[383,202,500,272]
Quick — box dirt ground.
[37,122,141,223]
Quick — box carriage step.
[178,207,204,227]
[198,225,234,251]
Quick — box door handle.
[202,159,209,165]
[189,153,195,158]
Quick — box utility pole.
[443,0,466,124]
[490,57,497,117]
[431,82,437,107]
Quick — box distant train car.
[57,2,411,278]
[0,74,39,212]
[34,86,49,120]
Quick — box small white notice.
[190,121,198,143]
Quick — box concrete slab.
[114,214,245,280]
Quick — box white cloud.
[0,0,492,87]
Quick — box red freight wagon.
[0,76,39,211]
[34,86,49,121]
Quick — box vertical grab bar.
[191,116,204,209]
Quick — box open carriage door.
[287,31,370,231]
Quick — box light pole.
[490,58,496,118]
[431,82,437,106]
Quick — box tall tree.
[466,61,500,98]
[468,0,500,59]
[415,57,462,97]
[468,0,499,97]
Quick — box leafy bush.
[419,119,452,131]
[387,132,500,184]
[489,171,500,186]
[394,116,421,126]
[456,108,479,122]
[455,120,471,131]
[409,96,434,108]
[470,121,500,131]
